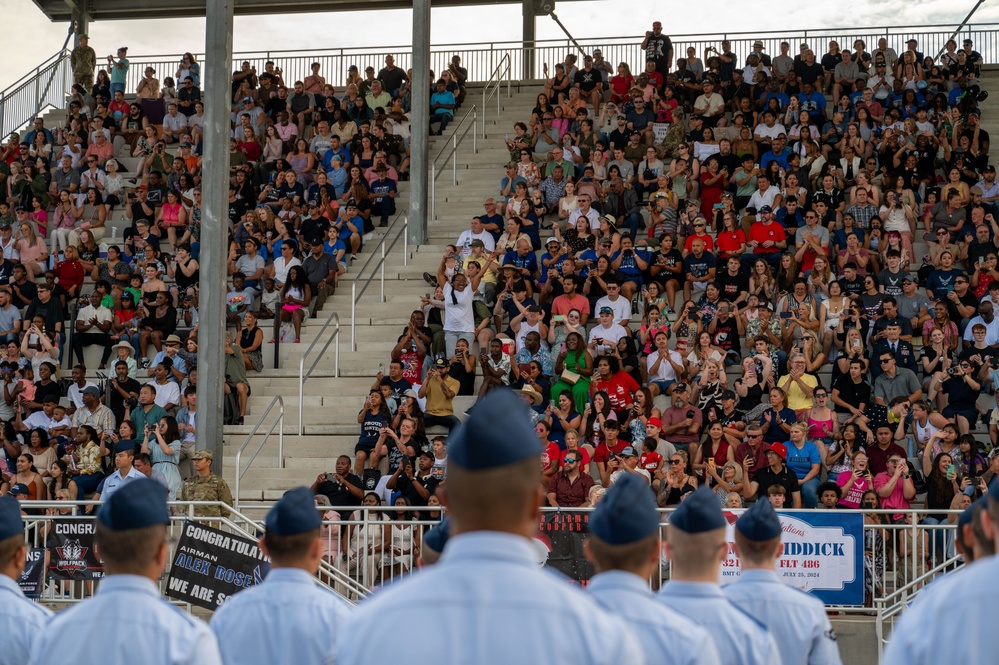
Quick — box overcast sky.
[1,0,995,88]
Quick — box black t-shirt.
[794,62,825,86]
[752,464,801,500]
[316,472,363,507]
[377,67,408,94]
[838,276,864,298]
[129,200,154,224]
[710,316,740,352]
[645,35,673,66]
[832,375,872,414]
[228,198,249,226]
[33,380,62,407]
[715,271,749,303]
[109,377,143,422]
[394,472,440,507]
[574,69,602,93]
[383,375,412,402]
[946,290,978,323]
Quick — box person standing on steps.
[71,34,97,91]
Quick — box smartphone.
[552,315,565,323]
[780,312,792,319]
[713,203,724,210]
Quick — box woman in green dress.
[550,330,593,413]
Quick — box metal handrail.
[481,53,512,136]
[297,310,341,435]
[349,213,409,350]
[233,395,285,508]
[430,106,478,221]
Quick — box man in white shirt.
[456,217,496,259]
[693,80,726,126]
[646,331,684,397]
[866,61,895,101]
[594,280,631,327]
[746,175,779,212]
[438,252,479,357]
[587,306,629,355]
[162,102,188,143]
[72,291,114,368]
[567,194,601,231]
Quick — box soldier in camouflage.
[179,449,233,517]
[71,34,97,91]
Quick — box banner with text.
[48,520,104,581]
[719,510,864,605]
[166,521,270,610]
[537,512,594,585]
[19,548,46,597]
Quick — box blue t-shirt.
[502,250,539,276]
[611,248,648,281]
[784,440,821,480]
[760,407,796,443]
[683,251,716,280]
[925,268,963,299]
[539,251,566,283]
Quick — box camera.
[947,367,958,376]
[123,396,138,409]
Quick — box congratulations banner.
[719,510,864,605]
[48,519,104,581]
[166,521,270,610]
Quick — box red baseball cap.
[652,21,662,28]
[647,417,662,428]
[767,443,787,461]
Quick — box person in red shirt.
[639,434,664,477]
[715,209,747,260]
[559,429,591,475]
[745,206,788,272]
[592,419,629,486]
[590,355,640,418]
[55,245,86,298]
[682,217,715,255]
[537,420,561,487]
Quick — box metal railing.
[233,395,285,507]
[349,212,409,350]
[297,310,341,435]
[481,53,512,136]
[17,500,280,608]
[9,23,999,140]
[304,505,964,606]
[430,106,478,221]
[0,49,71,139]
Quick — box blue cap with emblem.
[265,486,321,537]
[448,388,542,470]
[423,518,451,554]
[590,474,659,545]
[669,485,726,533]
[97,479,170,530]
[7,484,29,497]
[0,496,23,539]
[113,440,135,455]
[735,495,782,541]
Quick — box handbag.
[561,369,580,385]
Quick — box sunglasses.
[879,358,893,364]
[564,458,577,464]
[815,393,827,398]
[670,459,683,465]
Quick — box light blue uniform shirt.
[659,580,781,665]
[211,567,352,665]
[100,466,144,500]
[588,571,721,665]
[29,575,221,665]
[0,573,52,665]
[337,531,646,665]
[724,569,842,665]
[883,554,999,665]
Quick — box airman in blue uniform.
[337,388,646,665]
[724,499,842,665]
[29,479,222,665]
[211,486,352,665]
[658,486,780,665]
[884,483,999,665]
[0,496,52,665]
[585,474,721,665]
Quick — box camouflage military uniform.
[179,473,233,517]
[71,44,97,91]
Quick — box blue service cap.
[113,440,135,455]
[7,484,29,497]
[0,496,23,540]
[97,479,170,530]
[735,495,782,541]
[958,496,986,527]
[669,486,726,533]
[423,518,451,553]
[265,487,321,537]
[447,388,542,470]
[590,474,660,545]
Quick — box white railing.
[306,505,963,605]
[233,396,285,506]
[349,212,409,350]
[481,53,512,136]
[430,106,478,221]
[297,310,341,435]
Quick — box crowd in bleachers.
[0,36,468,515]
[333,25,999,590]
